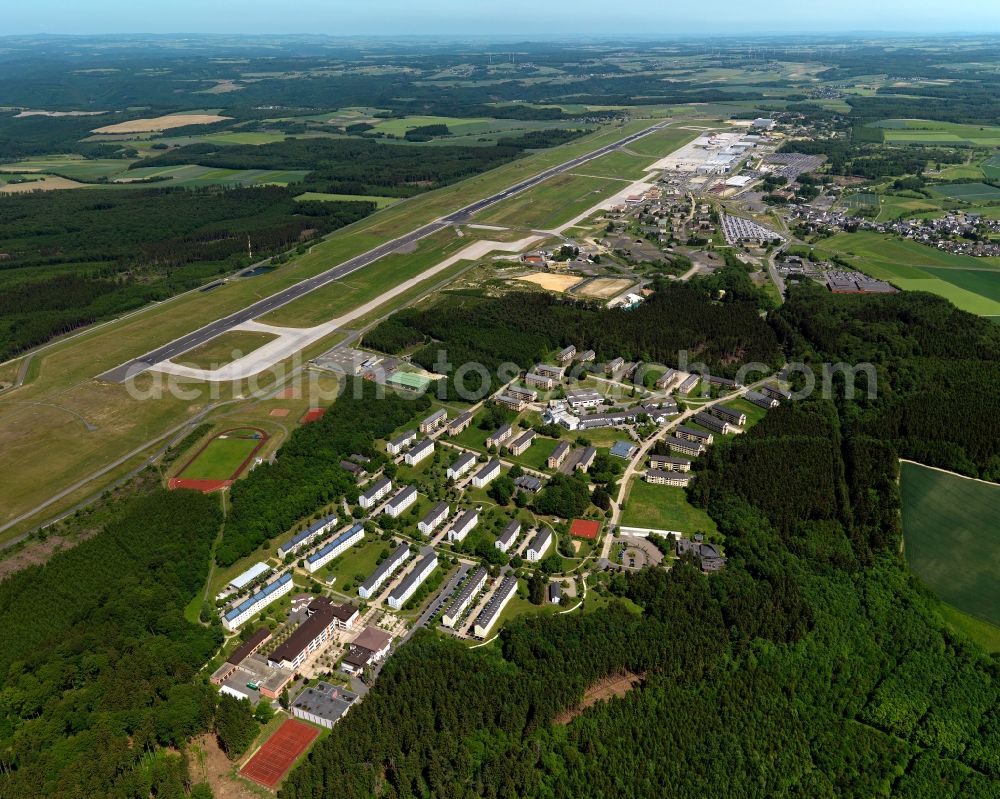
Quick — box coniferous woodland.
[363,275,784,398]
[0,187,373,360]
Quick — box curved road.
[98,120,670,383]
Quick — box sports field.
[240,718,320,789]
[177,427,265,481]
[930,183,1000,203]
[901,461,1000,628]
[620,479,718,535]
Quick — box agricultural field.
[119,164,310,188]
[619,479,719,535]
[821,231,1000,317]
[930,182,1000,203]
[0,155,135,180]
[91,112,232,134]
[982,153,1000,180]
[901,461,1000,629]
[0,176,86,192]
[872,118,1000,146]
[177,427,264,480]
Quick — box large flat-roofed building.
[268,598,358,671]
[213,651,293,703]
[359,477,392,509]
[420,409,448,434]
[305,524,365,573]
[292,682,358,729]
[383,485,418,518]
[645,469,692,487]
[223,573,293,631]
[471,459,501,488]
[404,438,434,466]
[564,389,602,410]
[447,411,474,435]
[610,440,638,459]
[277,514,337,559]
[710,404,747,427]
[473,576,517,638]
[442,567,488,628]
[340,627,393,675]
[418,501,449,535]
[693,412,731,435]
[507,429,536,456]
[386,430,417,456]
[677,426,714,445]
[664,435,704,457]
[447,509,478,543]
[526,527,552,562]
[548,440,570,469]
[359,542,410,599]
[650,454,692,472]
[486,423,513,448]
[495,520,521,552]
[447,452,477,480]
[387,550,437,610]
[228,562,270,591]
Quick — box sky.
[5,0,1000,37]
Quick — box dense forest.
[134,137,531,198]
[281,407,999,796]
[363,275,782,398]
[280,285,1000,799]
[772,284,1000,480]
[0,489,223,799]
[218,378,431,566]
[0,187,372,360]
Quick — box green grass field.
[821,231,1000,317]
[619,479,718,535]
[179,427,263,480]
[477,172,626,230]
[318,537,391,594]
[873,119,1000,146]
[982,153,1000,181]
[175,331,278,370]
[295,192,399,208]
[930,182,1000,202]
[120,164,309,188]
[901,461,1000,628]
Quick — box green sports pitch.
[178,427,265,480]
[902,461,1000,628]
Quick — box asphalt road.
[98,120,669,383]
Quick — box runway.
[98,120,669,383]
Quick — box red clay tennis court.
[570,519,601,540]
[300,407,326,423]
[240,718,320,789]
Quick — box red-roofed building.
[569,519,601,540]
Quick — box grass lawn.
[619,478,718,535]
[175,331,278,370]
[508,437,560,471]
[938,603,1000,654]
[179,428,263,480]
[930,182,1000,203]
[901,461,1000,627]
[477,172,628,230]
[316,536,392,595]
[295,192,399,208]
[727,397,769,429]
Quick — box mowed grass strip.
[175,330,278,370]
[179,428,262,480]
[901,461,1000,627]
[477,172,627,230]
[619,479,718,535]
